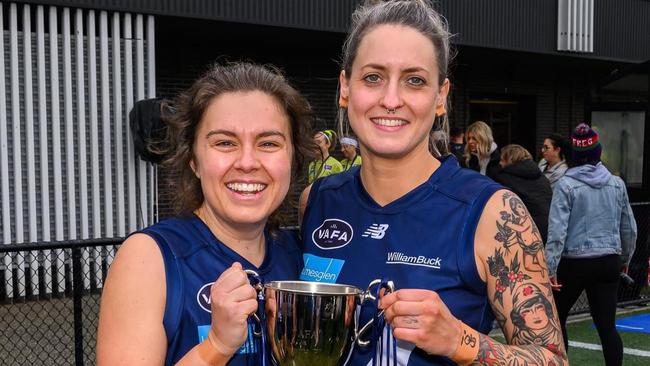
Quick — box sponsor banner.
[300,253,345,283]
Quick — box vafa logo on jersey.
[197,282,213,313]
[312,218,354,250]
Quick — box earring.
[339,95,348,108]
[435,103,446,117]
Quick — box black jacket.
[493,159,553,243]
[467,149,501,180]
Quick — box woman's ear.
[436,78,450,116]
[190,159,200,179]
[339,70,349,108]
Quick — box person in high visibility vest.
[307,129,343,183]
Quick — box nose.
[380,79,403,111]
[233,145,261,172]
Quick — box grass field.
[564,307,650,366]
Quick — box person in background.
[308,129,343,183]
[449,126,465,163]
[538,133,569,188]
[465,120,500,179]
[494,144,552,243]
[97,62,313,366]
[545,123,637,366]
[300,1,567,364]
[340,136,362,170]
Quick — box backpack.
[128,98,170,164]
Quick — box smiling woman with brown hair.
[97,62,313,366]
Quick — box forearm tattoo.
[470,334,566,366]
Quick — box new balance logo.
[362,224,389,239]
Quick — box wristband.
[451,321,480,366]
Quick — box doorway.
[469,96,537,155]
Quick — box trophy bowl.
[263,280,392,366]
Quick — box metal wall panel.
[12,0,358,32]
[0,2,157,298]
[10,0,650,62]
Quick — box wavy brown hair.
[162,62,314,229]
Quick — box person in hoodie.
[538,133,569,188]
[495,144,552,243]
[545,123,637,366]
[464,120,500,179]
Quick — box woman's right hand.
[208,262,258,357]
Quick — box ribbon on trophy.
[370,279,397,366]
[245,270,268,366]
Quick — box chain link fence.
[0,239,120,366]
[0,204,648,365]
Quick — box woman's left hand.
[379,289,462,357]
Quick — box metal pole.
[72,247,85,366]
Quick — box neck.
[360,142,439,206]
[546,156,561,166]
[195,205,266,267]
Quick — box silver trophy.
[262,279,394,366]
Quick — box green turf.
[491,307,650,365]
[567,308,650,351]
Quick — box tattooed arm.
[380,190,567,365]
[467,190,567,365]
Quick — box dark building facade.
[9,0,650,222]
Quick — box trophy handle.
[244,269,264,337]
[355,279,395,347]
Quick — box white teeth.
[373,118,407,127]
[226,183,266,193]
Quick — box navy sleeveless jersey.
[141,215,302,366]
[301,156,502,366]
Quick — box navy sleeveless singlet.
[141,215,302,366]
[301,156,502,365]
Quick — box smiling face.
[339,24,449,159]
[190,91,293,228]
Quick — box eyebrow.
[361,63,430,74]
[205,129,287,140]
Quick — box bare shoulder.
[96,233,167,365]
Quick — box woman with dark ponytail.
[300,1,567,365]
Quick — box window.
[591,111,645,186]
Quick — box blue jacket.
[545,163,637,277]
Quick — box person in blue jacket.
[97,62,314,366]
[546,123,637,366]
[299,1,567,365]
